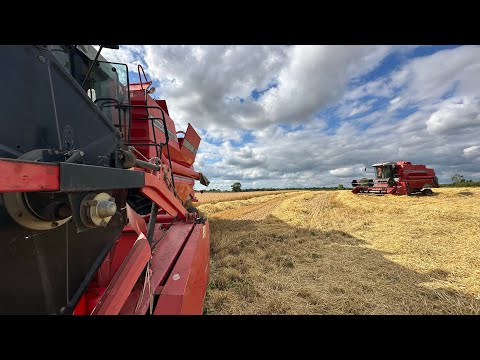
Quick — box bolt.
[38,55,45,63]
[97,200,117,218]
[52,222,59,227]
[17,212,23,218]
[86,200,98,206]
[109,197,115,202]
[100,220,108,227]
[59,306,66,313]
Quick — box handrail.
[137,64,149,90]
[94,98,127,142]
[119,104,175,190]
[93,99,177,193]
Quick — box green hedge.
[440,181,480,188]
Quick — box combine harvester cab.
[0,45,210,315]
[351,161,439,196]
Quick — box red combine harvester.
[0,45,210,314]
[351,161,439,196]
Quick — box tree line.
[441,174,480,188]
[200,182,349,192]
[198,174,480,192]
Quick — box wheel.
[422,188,433,196]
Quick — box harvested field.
[196,188,480,314]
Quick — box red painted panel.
[107,232,138,283]
[155,99,170,116]
[129,92,180,159]
[178,123,201,167]
[119,283,143,315]
[134,223,194,314]
[154,221,210,315]
[147,96,179,149]
[0,159,59,192]
[126,205,148,235]
[129,82,152,91]
[182,220,210,314]
[170,161,200,180]
[92,237,151,315]
[141,172,187,220]
[73,294,88,315]
[96,252,112,288]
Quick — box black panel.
[0,45,121,164]
[60,162,145,192]
[0,46,131,314]
[0,193,125,314]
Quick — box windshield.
[46,46,131,138]
[87,61,130,138]
[375,165,393,179]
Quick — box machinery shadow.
[409,192,439,197]
[205,215,480,315]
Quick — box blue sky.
[101,45,480,190]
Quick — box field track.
[197,188,480,314]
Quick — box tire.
[422,188,433,196]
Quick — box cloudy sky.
[101,45,480,190]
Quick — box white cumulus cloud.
[330,167,356,177]
[98,45,480,189]
[426,96,480,134]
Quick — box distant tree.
[451,174,465,183]
[231,182,242,192]
[337,184,345,190]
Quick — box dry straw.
[196,188,480,314]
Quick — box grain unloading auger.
[0,45,210,314]
[351,161,439,196]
